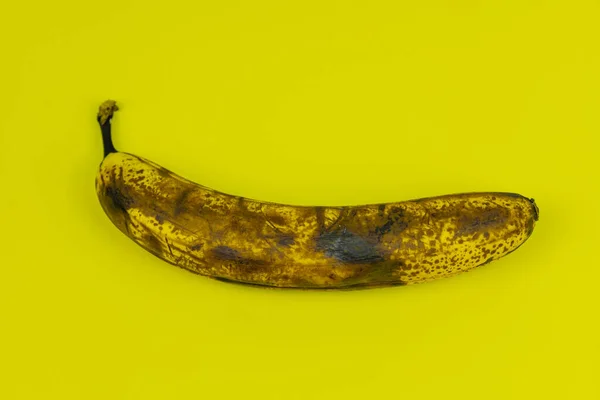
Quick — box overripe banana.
[95,100,539,289]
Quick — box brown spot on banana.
[95,100,539,290]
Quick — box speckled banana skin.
[95,100,539,289]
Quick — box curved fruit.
[95,100,539,289]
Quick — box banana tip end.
[529,198,539,221]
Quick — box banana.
[95,100,539,289]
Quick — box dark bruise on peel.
[315,207,326,233]
[267,214,287,227]
[95,100,539,290]
[155,212,168,225]
[105,185,133,212]
[277,235,295,246]
[144,234,164,257]
[316,228,385,264]
[210,245,240,260]
[190,243,203,251]
[375,207,408,238]
[374,219,394,237]
[210,246,268,266]
[173,189,192,216]
[455,208,507,237]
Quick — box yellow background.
[1,1,599,399]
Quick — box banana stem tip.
[98,100,119,125]
[98,100,119,157]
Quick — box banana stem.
[97,100,119,157]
